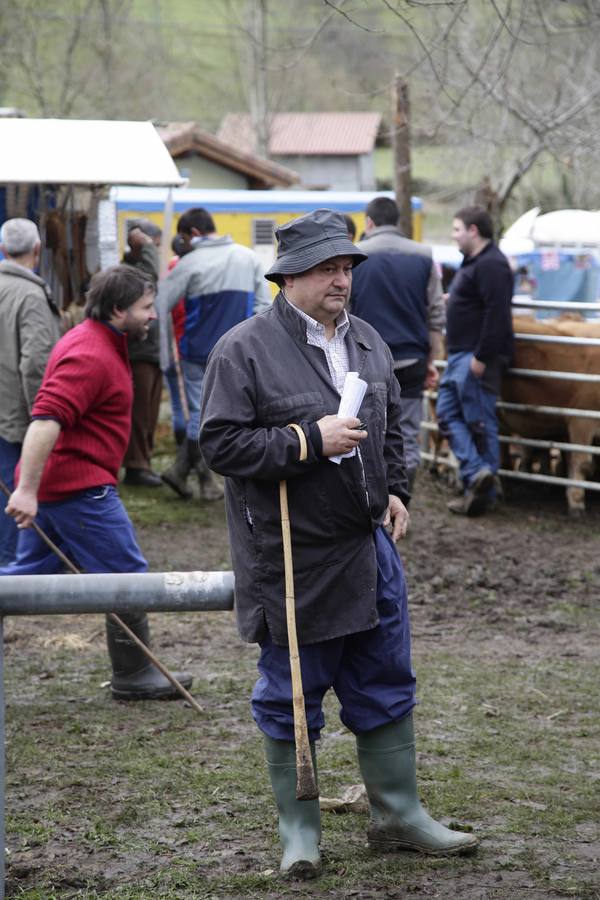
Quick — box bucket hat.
[265,208,367,282]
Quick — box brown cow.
[500,314,600,514]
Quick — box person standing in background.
[157,207,272,501]
[351,197,445,493]
[436,205,514,516]
[122,219,163,488]
[0,218,62,564]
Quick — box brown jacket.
[0,261,62,443]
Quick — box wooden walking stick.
[0,478,203,714]
[279,479,319,801]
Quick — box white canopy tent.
[0,118,186,187]
[0,119,186,296]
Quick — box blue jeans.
[0,437,21,566]
[164,363,187,436]
[436,351,499,488]
[251,527,416,741]
[0,485,147,577]
[180,360,206,442]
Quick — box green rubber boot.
[356,715,478,856]
[161,438,193,499]
[264,736,322,879]
[188,440,224,501]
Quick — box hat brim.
[265,237,368,282]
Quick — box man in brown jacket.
[0,218,62,564]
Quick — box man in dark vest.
[351,196,444,493]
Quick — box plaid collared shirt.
[284,294,350,394]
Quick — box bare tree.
[324,0,600,225]
[0,0,170,120]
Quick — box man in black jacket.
[200,209,477,879]
[437,206,514,516]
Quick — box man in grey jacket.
[351,197,445,492]
[200,209,477,879]
[157,206,272,501]
[0,218,62,564]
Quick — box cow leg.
[566,418,596,515]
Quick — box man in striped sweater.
[0,265,192,701]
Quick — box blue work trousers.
[0,485,147,578]
[0,437,21,566]
[252,527,416,742]
[180,360,206,442]
[436,351,499,488]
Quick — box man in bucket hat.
[199,209,477,878]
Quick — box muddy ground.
[3,471,599,899]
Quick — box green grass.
[5,616,598,897]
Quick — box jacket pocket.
[259,391,324,425]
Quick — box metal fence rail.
[420,421,600,456]
[0,570,235,900]
[421,451,600,492]
[512,298,600,311]
[515,332,600,346]
[434,359,600,383]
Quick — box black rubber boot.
[356,715,478,856]
[264,735,322,879]
[161,439,193,499]
[106,612,193,701]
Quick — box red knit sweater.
[23,319,133,502]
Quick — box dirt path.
[4,474,599,898]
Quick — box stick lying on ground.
[279,479,319,801]
[0,478,203,714]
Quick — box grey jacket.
[199,293,409,647]
[0,262,62,443]
[157,235,272,370]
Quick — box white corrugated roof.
[0,119,186,186]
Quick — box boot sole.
[368,834,478,856]
[161,473,193,500]
[282,860,321,880]
[111,679,194,701]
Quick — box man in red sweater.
[0,265,192,701]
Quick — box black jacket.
[123,245,160,365]
[446,241,514,363]
[199,293,409,646]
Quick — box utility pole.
[247,0,269,158]
[392,74,412,239]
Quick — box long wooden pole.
[393,74,413,240]
[279,480,318,801]
[0,479,203,714]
